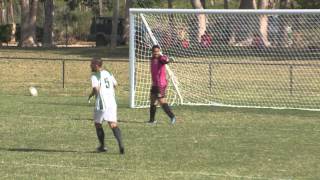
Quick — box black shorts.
[150,86,167,98]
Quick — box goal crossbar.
[130,8,320,15]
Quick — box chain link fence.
[0,57,129,97]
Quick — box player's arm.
[88,87,99,102]
[88,87,97,99]
[88,75,100,102]
[159,55,170,64]
[110,74,118,88]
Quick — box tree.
[224,0,228,9]
[0,0,3,25]
[29,0,38,43]
[258,0,270,47]
[235,0,270,47]
[20,0,38,47]
[7,0,16,42]
[168,0,173,8]
[110,0,118,48]
[98,0,103,16]
[20,0,30,47]
[279,0,292,8]
[66,0,78,11]
[295,0,320,9]
[123,0,132,45]
[191,0,206,42]
[239,0,257,9]
[42,0,54,47]
[7,0,14,25]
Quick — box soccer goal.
[129,9,320,110]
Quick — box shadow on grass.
[27,101,91,107]
[7,148,78,153]
[1,147,120,155]
[118,119,146,124]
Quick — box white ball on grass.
[29,86,38,96]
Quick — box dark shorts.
[150,86,167,98]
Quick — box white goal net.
[129,9,320,110]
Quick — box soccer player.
[148,45,176,124]
[88,58,124,154]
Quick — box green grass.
[1,48,320,179]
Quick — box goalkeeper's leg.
[149,87,158,123]
[158,86,176,124]
[159,98,176,124]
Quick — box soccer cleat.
[170,117,176,125]
[96,146,107,152]
[119,147,125,154]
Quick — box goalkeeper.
[148,45,176,125]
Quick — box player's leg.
[148,86,158,123]
[95,123,107,152]
[94,111,107,152]
[108,122,125,154]
[158,86,176,124]
[106,106,124,154]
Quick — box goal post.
[129,8,320,110]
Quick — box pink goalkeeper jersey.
[150,55,169,87]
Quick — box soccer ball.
[29,86,38,96]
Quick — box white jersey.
[91,70,117,111]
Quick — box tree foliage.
[295,0,320,8]
[0,24,12,43]
[135,0,162,8]
[64,0,79,11]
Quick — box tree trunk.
[200,0,206,8]
[230,0,256,45]
[258,0,270,47]
[168,0,174,48]
[98,0,103,17]
[20,0,29,47]
[20,0,38,47]
[7,0,16,42]
[191,0,204,8]
[239,0,256,9]
[258,0,267,8]
[280,0,290,8]
[191,0,206,42]
[7,0,14,24]
[111,0,119,48]
[43,0,53,47]
[279,0,292,47]
[29,0,38,44]
[168,0,173,8]
[210,0,215,6]
[123,0,132,45]
[0,0,3,25]
[224,0,228,9]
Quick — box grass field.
[1,48,320,179]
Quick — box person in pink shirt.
[148,45,176,125]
